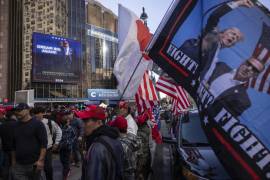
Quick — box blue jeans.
[60,148,71,178]
[72,140,81,164]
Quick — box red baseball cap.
[136,113,149,125]
[110,116,128,133]
[76,107,106,121]
[119,101,128,109]
[0,108,6,115]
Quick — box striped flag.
[135,71,158,114]
[156,76,190,113]
[249,23,270,94]
[137,71,158,101]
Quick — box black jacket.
[207,62,251,117]
[82,125,124,180]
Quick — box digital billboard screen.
[32,32,82,83]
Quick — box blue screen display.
[32,32,82,83]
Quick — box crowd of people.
[0,101,164,180]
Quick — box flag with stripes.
[156,76,190,113]
[249,23,270,94]
[137,71,159,101]
[135,71,158,114]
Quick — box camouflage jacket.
[119,133,141,180]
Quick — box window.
[181,112,209,147]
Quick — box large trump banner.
[32,32,82,83]
[148,0,270,179]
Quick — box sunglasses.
[246,61,260,74]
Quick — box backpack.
[96,138,124,180]
[47,119,57,144]
[47,119,53,135]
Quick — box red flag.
[113,5,153,99]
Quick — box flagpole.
[118,1,176,101]
[119,55,144,101]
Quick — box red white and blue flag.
[135,71,158,114]
[156,76,190,114]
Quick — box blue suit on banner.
[179,1,247,81]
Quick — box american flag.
[156,76,190,114]
[135,71,159,114]
[249,23,270,94]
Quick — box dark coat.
[207,62,251,117]
[82,125,124,180]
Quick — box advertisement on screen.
[148,0,270,179]
[32,32,82,83]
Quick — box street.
[52,155,81,180]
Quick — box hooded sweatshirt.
[82,125,124,180]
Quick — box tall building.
[0,0,9,101]
[22,0,67,89]
[67,0,86,44]
[0,0,23,101]
[67,0,87,96]
[22,0,85,100]
[86,0,118,89]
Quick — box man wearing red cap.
[81,107,124,180]
[118,101,138,136]
[136,111,152,180]
[110,116,140,180]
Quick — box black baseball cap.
[14,103,30,111]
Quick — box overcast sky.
[95,0,270,33]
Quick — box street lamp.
[140,7,148,26]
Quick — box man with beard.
[81,107,124,180]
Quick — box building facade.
[21,0,86,99]
[22,0,67,88]
[86,1,118,89]
[0,0,9,101]
[67,0,86,45]
[0,0,23,101]
[67,0,87,96]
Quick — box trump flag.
[148,0,270,179]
